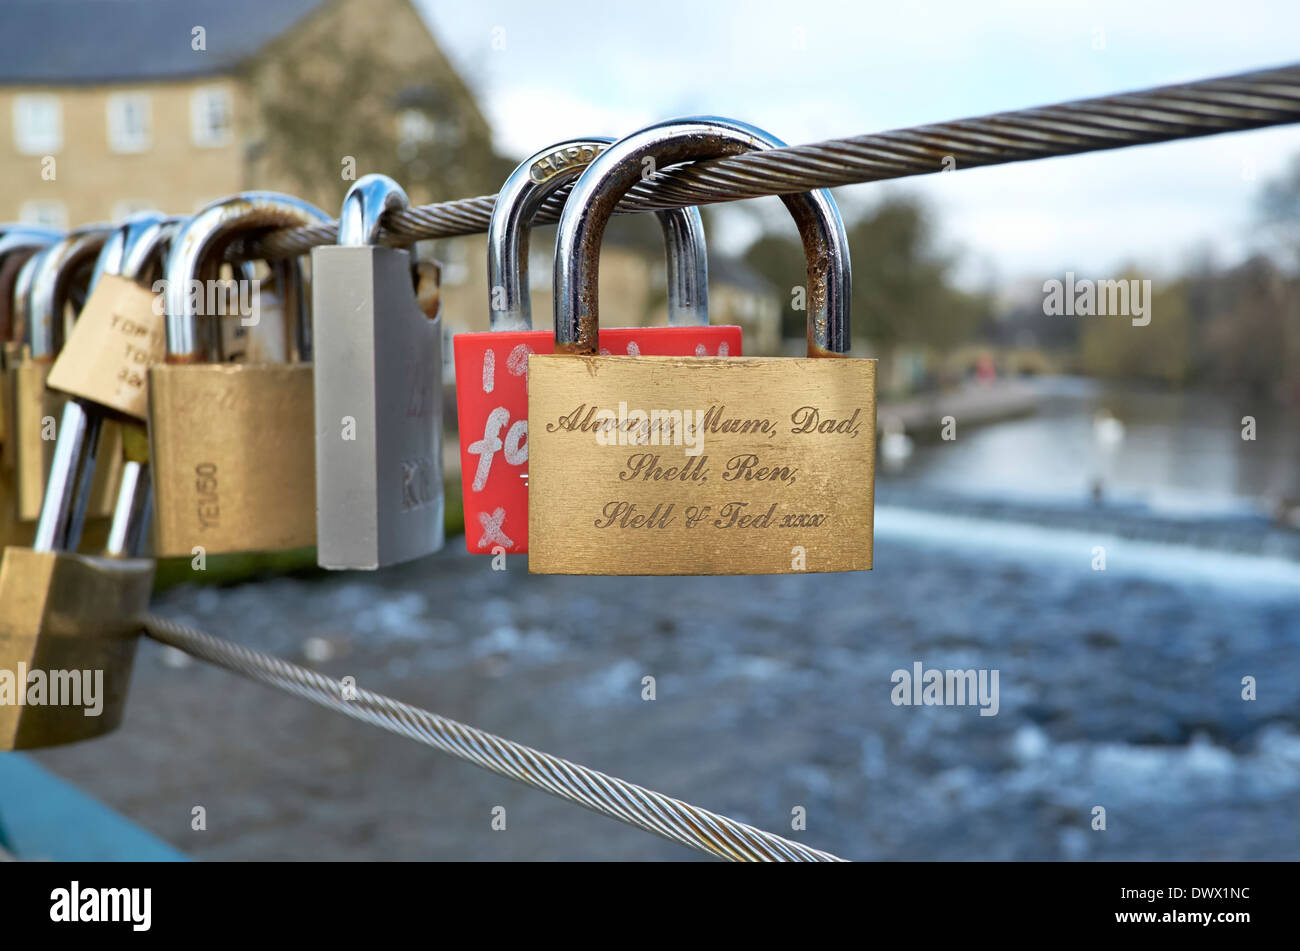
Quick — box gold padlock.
[6,226,124,534]
[1,227,61,550]
[40,214,180,553]
[0,440,154,750]
[528,118,876,575]
[148,192,328,557]
[0,227,60,452]
[0,545,153,750]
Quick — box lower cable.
[141,614,844,862]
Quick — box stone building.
[0,0,781,352]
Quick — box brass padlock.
[0,227,60,450]
[148,192,329,557]
[40,214,178,552]
[0,219,163,749]
[528,117,876,575]
[0,436,154,749]
[7,226,124,533]
[1,227,61,550]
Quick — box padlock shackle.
[489,136,710,332]
[164,191,329,361]
[337,174,410,247]
[0,225,62,258]
[0,227,61,346]
[89,212,180,290]
[122,216,184,284]
[28,224,115,360]
[554,117,851,356]
[35,214,183,555]
[10,247,47,350]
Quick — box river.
[23,377,1300,861]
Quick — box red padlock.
[454,136,740,554]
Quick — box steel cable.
[248,63,1300,260]
[141,614,843,862]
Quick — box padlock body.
[527,354,876,575]
[45,273,166,422]
[148,362,315,556]
[0,547,154,750]
[311,245,444,570]
[0,342,15,447]
[8,360,122,524]
[0,466,34,549]
[454,325,741,555]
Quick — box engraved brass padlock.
[311,174,444,570]
[528,117,876,575]
[148,192,329,557]
[40,214,178,552]
[454,136,739,555]
[7,226,124,534]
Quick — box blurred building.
[0,0,782,353]
[0,0,494,222]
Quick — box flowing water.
[23,377,1300,860]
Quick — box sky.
[415,0,1300,290]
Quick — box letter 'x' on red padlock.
[453,136,741,554]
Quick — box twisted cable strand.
[141,614,842,863]
[247,63,1300,259]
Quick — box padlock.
[7,225,124,531]
[0,226,61,439]
[0,418,154,751]
[3,240,53,500]
[454,136,741,555]
[0,546,154,749]
[40,214,178,552]
[148,192,329,557]
[0,227,60,550]
[311,174,444,570]
[528,117,876,575]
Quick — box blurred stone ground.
[26,526,1300,861]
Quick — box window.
[190,86,232,147]
[19,200,67,229]
[13,95,62,154]
[106,92,152,153]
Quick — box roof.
[0,0,330,85]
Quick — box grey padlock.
[311,174,444,570]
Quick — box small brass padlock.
[0,227,60,550]
[0,546,154,750]
[40,214,178,552]
[528,117,876,575]
[1,284,155,751]
[7,226,125,533]
[148,192,329,557]
[0,227,60,450]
